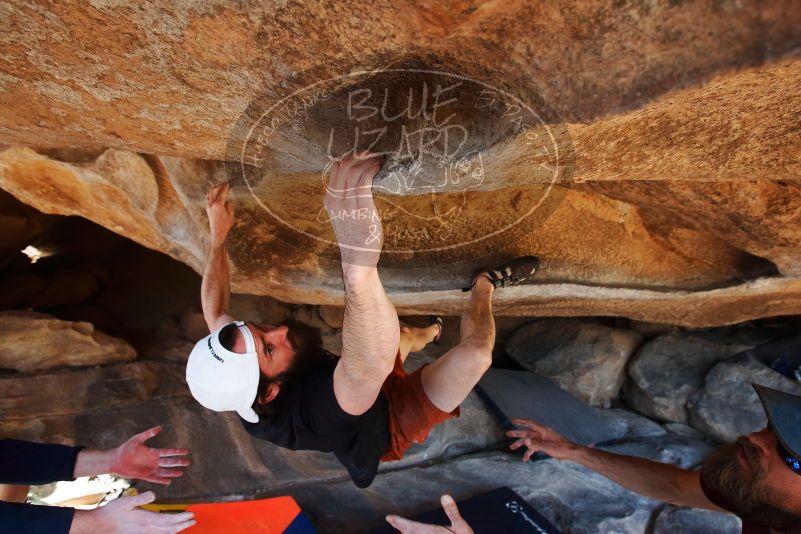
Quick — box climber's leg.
[398,321,441,363]
[420,276,495,413]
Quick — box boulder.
[0,272,49,309]
[624,332,754,423]
[164,298,295,348]
[601,435,715,470]
[291,305,337,335]
[177,310,209,341]
[653,506,741,534]
[0,3,801,326]
[0,264,102,312]
[0,311,135,372]
[592,408,667,441]
[138,316,195,363]
[256,297,293,326]
[227,294,269,325]
[317,305,345,330]
[505,319,643,407]
[25,268,101,309]
[663,423,706,439]
[4,2,801,529]
[688,353,801,442]
[628,320,677,338]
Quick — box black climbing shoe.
[462,256,540,292]
[428,315,443,345]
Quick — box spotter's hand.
[110,426,190,485]
[386,495,474,534]
[70,492,195,534]
[506,418,577,461]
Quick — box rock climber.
[185,152,539,488]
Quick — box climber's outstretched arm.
[326,153,400,416]
[201,183,236,332]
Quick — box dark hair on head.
[251,318,335,420]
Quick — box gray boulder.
[593,407,667,440]
[688,353,801,442]
[624,331,753,423]
[653,506,741,533]
[505,319,643,407]
[663,422,706,439]
[600,435,715,469]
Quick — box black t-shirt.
[699,472,769,534]
[242,359,390,488]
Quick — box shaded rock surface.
[662,423,706,440]
[505,319,642,407]
[653,506,741,534]
[624,331,755,423]
[0,3,800,326]
[592,408,667,441]
[0,356,503,499]
[688,353,801,443]
[0,311,135,372]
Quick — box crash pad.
[143,495,316,533]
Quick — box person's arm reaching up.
[0,427,194,534]
[201,183,236,332]
[325,153,401,416]
[507,418,726,512]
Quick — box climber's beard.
[702,438,771,514]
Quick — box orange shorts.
[380,352,460,462]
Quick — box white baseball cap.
[185,321,260,423]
